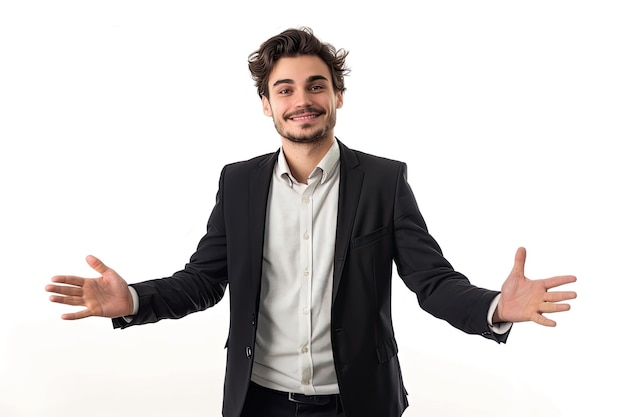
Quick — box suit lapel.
[248,150,279,300]
[333,141,363,303]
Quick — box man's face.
[262,55,343,145]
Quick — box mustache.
[284,106,326,119]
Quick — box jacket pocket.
[352,225,391,249]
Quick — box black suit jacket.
[113,140,509,417]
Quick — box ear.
[336,91,344,109]
[262,95,273,117]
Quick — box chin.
[289,130,331,144]
[279,124,331,145]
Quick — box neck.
[281,135,335,184]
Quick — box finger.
[532,312,557,327]
[45,284,83,297]
[544,290,578,303]
[61,309,93,320]
[48,295,85,306]
[50,275,86,287]
[86,255,109,275]
[544,275,577,290]
[511,247,527,276]
[542,302,571,314]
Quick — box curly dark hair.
[248,27,350,98]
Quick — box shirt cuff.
[122,286,139,323]
[487,293,513,334]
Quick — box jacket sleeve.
[392,163,510,343]
[113,168,229,329]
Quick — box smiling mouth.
[286,107,324,122]
[290,114,319,121]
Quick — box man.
[45,27,577,417]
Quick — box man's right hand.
[45,255,134,320]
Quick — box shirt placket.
[298,176,318,395]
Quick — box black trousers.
[241,382,345,417]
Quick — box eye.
[278,88,291,95]
[310,85,324,91]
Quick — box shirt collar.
[277,139,340,186]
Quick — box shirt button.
[303,233,309,240]
[301,346,309,353]
[302,308,309,315]
[303,197,310,204]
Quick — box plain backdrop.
[1,1,624,416]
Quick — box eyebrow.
[272,75,329,88]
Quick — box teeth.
[292,114,317,121]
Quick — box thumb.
[511,247,527,277]
[86,254,110,275]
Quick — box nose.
[293,88,313,108]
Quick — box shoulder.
[338,140,407,173]
[222,150,278,173]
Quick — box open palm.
[496,247,577,326]
[45,255,134,320]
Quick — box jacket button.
[251,314,256,326]
[245,346,252,358]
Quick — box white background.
[1,1,624,416]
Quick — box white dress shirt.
[251,140,341,395]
